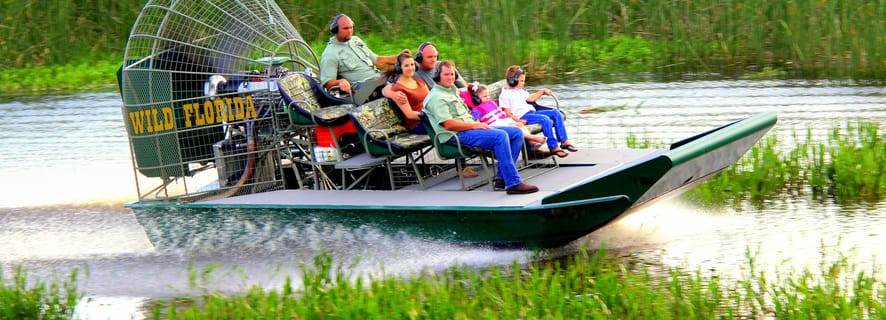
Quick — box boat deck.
[196,148,666,209]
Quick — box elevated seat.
[350,98,431,157]
[277,72,359,189]
[350,98,433,189]
[278,72,355,126]
[419,112,494,191]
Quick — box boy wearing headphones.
[498,65,577,158]
[423,61,539,195]
[319,14,410,104]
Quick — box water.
[1,80,885,318]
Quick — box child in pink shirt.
[461,82,547,148]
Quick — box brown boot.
[506,183,539,195]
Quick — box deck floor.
[198,148,666,208]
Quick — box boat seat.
[487,78,565,121]
[485,79,508,105]
[278,72,355,126]
[486,79,557,168]
[418,111,495,191]
[349,98,433,189]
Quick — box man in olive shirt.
[319,14,408,104]
[423,61,539,195]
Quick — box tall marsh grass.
[2,0,884,82]
[687,120,886,207]
[0,267,81,320]
[149,249,886,319]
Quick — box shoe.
[552,149,569,158]
[506,183,539,195]
[493,178,505,190]
[561,143,578,152]
[462,167,479,178]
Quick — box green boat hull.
[131,112,777,249]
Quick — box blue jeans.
[409,124,427,135]
[455,126,524,188]
[521,109,568,150]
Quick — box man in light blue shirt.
[320,14,408,104]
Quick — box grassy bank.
[0,267,80,319]
[5,249,884,319]
[151,250,886,319]
[2,0,884,94]
[685,120,886,207]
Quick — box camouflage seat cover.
[278,72,354,126]
[349,98,431,157]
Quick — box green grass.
[4,248,885,319]
[144,248,886,319]
[2,0,884,95]
[0,266,81,320]
[686,120,886,207]
[0,54,121,94]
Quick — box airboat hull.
[118,0,776,249]
[129,112,777,249]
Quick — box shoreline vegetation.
[684,121,886,207]
[1,0,884,94]
[3,1,886,317]
[5,249,885,319]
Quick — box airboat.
[117,0,776,249]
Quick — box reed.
[148,248,886,319]
[2,0,884,82]
[686,120,886,207]
[0,266,81,320]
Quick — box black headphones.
[329,13,345,34]
[393,58,403,74]
[471,92,482,106]
[507,68,523,87]
[414,42,434,64]
[432,61,444,83]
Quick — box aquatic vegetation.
[146,248,886,319]
[0,266,81,320]
[0,57,120,94]
[686,120,886,207]
[740,67,790,80]
[2,0,884,94]
[579,103,633,114]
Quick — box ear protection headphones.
[507,68,523,87]
[393,59,403,74]
[414,42,434,64]
[471,92,482,106]
[329,13,345,34]
[432,61,443,83]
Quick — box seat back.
[419,111,494,190]
[350,98,411,157]
[278,72,353,125]
[485,79,508,105]
[419,112,484,160]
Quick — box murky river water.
[1,80,885,319]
